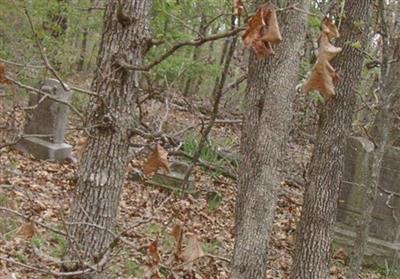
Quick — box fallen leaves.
[304,17,342,100]
[242,3,282,58]
[143,144,170,176]
[182,234,204,269]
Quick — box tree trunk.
[230,1,309,278]
[63,1,152,278]
[77,29,88,72]
[183,14,206,96]
[290,1,372,278]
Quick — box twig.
[6,76,84,120]
[158,98,169,133]
[69,85,98,97]
[180,25,239,189]
[0,256,92,277]
[119,27,245,72]
[170,150,237,180]
[0,58,45,69]
[0,206,66,236]
[23,7,69,91]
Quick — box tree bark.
[230,1,309,278]
[63,1,152,278]
[183,14,206,96]
[290,1,372,279]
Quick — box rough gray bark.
[290,1,372,279]
[347,6,400,277]
[230,1,309,278]
[63,1,152,278]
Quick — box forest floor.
[0,91,388,279]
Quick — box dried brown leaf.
[0,64,10,85]
[304,19,341,100]
[16,222,36,240]
[148,240,161,264]
[242,3,282,58]
[183,234,204,266]
[171,224,184,257]
[143,144,170,176]
[322,17,340,40]
[319,33,342,62]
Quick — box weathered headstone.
[16,79,72,161]
[335,136,400,270]
[129,160,196,194]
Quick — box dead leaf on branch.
[304,18,342,100]
[322,17,340,40]
[234,0,244,17]
[242,3,282,58]
[143,143,170,176]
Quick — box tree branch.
[119,27,245,72]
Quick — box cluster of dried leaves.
[242,3,282,58]
[304,18,342,100]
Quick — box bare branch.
[23,7,69,91]
[0,206,66,236]
[0,58,45,69]
[6,76,84,121]
[0,256,92,277]
[119,27,245,72]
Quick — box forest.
[0,0,400,278]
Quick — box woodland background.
[0,0,399,278]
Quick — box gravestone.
[16,79,72,161]
[129,160,196,194]
[335,136,400,270]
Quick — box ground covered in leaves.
[0,94,387,279]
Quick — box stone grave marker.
[335,136,400,270]
[16,78,72,161]
[130,160,196,194]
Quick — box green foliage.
[145,223,163,236]
[147,0,231,92]
[308,15,322,34]
[183,136,220,164]
[202,239,222,254]
[206,191,222,211]
[16,253,27,263]
[308,90,325,104]
[50,233,66,258]
[124,260,143,277]
[373,260,400,278]
[350,40,362,50]
[0,193,20,239]
[31,235,44,248]
[300,59,312,77]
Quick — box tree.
[62,1,152,278]
[290,1,372,278]
[230,0,310,278]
